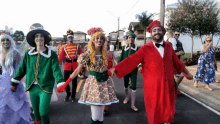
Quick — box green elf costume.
[10,26,65,124]
[118,30,141,112]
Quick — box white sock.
[90,105,104,121]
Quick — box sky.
[0,0,180,37]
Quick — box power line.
[124,0,140,16]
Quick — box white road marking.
[181,91,220,116]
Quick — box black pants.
[64,70,78,99]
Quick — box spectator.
[194,36,216,91]
[174,31,185,87]
[174,31,185,59]
[121,35,128,47]
[13,38,20,50]
[57,40,63,55]
[167,31,185,88]
[166,31,177,51]
[49,41,57,52]
[107,36,117,66]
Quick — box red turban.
[147,20,166,35]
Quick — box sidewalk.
[178,62,220,113]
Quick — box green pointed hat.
[126,30,136,38]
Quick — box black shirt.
[174,39,184,59]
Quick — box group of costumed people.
[0,20,194,124]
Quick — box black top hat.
[26,27,51,47]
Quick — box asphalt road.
[47,72,220,124]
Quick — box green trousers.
[124,72,137,90]
[29,85,52,124]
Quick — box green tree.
[167,0,220,58]
[135,11,154,44]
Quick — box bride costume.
[0,34,33,124]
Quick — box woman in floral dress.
[194,36,216,91]
[57,30,119,124]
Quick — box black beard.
[152,34,163,42]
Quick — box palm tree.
[135,11,154,44]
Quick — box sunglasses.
[206,40,212,42]
[175,34,180,36]
[1,38,10,42]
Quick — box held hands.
[57,85,66,93]
[11,85,17,92]
[138,67,142,73]
[187,73,193,80]
[108,68,116,76]
[57,77,73,93]
[182,72,193,80]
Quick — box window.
[137,30,144,34]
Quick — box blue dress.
[0,50,33,124]
[194,46,215,84]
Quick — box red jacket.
[59,43,84,71]
[114,41,185,124]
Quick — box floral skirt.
[78,76,119,105]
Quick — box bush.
[185,51,220,66]
[185,53,200,66]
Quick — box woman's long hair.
[87,32,108,70]
[0,34,15,75]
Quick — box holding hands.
[11,85,18,92]
[187,73,193,80]
[57,77,73,93]
[108,68,115,76]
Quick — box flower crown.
[87,27,104,36]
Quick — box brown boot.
[131,91,138,111]
[123,88,129,104]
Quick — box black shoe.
[64,96,70,102]
[97,120,103,124]
[71,98,76,102]
[104,110,108,115]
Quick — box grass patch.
[181,53,191,62]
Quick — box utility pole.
[107,11,120,50]
[160,0,165,26]
[117,17,120,50]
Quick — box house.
[109,30,125,49]
[62,31,88,48]
[128,22,151,47]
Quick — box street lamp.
[107,11,120,50]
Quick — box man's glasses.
[175,34,180,36]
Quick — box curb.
[178,83,220,113]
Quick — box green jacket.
[118,44,140,74]
[11,47,65,94]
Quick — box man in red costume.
[59,29,84,102]
[109,20,193,124]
